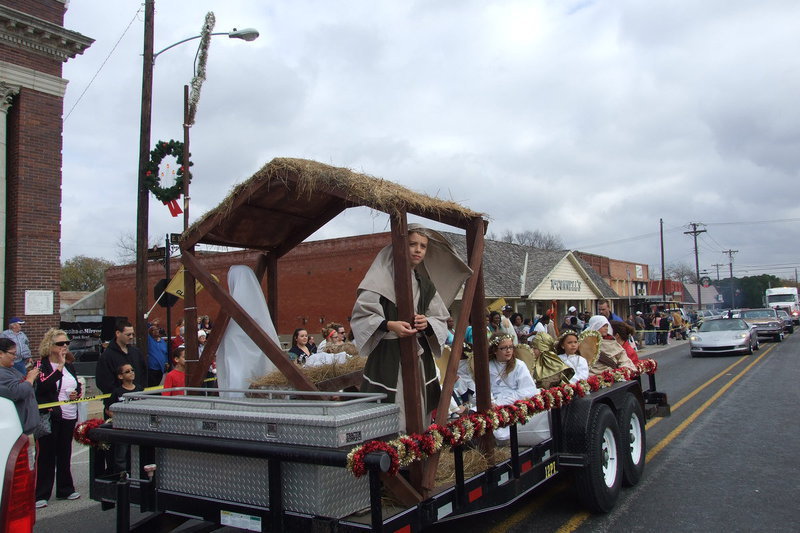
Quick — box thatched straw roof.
[183,158,485,256]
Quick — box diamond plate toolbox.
[112,394,399,448]
[118,393,399,518]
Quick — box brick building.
[0,1,91,341]
[575,251,649,317]
[105,233,391,340]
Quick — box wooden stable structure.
[177,157,491,496]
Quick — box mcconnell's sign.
[550,279,582,291]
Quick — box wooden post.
[467,221,494,454]
[390,214,424,490]
[422,216,485,492]
[182,249,318,391]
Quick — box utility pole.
[660,218,666,306]
[712,263,724,281]
[135,0,155,359]
[723,250,738,307]
[684,222,707,309]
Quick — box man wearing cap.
[1,318,32,373]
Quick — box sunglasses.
[121,369,135,374]
[54,340,71,347]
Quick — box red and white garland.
[346,358,658,477]
[73,418,110,450]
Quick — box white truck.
[0,394,37,532]
[765,287,800,325]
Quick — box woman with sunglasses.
[34,328,82,508]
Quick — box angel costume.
[529,333,575,388]
[489,359,549,444]
[216,265,279,396]
[351,224,471,430]
[586,315,636,375]
[558,353,589,383]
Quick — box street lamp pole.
[134,6,258,358]
[135,0,155,357]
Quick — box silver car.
[776,309,795,334]
[689,318,759,357]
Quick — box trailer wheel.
[575,404,622,513]
[617,394,646,487]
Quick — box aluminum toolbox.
[111,389,400,448]
[115,390,399,518]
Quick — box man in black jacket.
[95,319,146,394]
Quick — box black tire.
[789,326,795,334]
[775,334,783,343]
[745,339,753,355]
[574,404,623,513]
[616,394,646,487]
[754,337,760,350]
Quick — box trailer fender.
[560,381,642,461]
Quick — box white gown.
[558,353,590,383]
[489,360,550,444]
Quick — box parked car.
[689,318,759,357]
[738,308,784,342]
[0,394,37,531]
[776,309,795,334]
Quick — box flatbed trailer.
[87,373,668,532]
[88,159,669,531]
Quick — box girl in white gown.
[488,334,549,444]
[555,331,590,383]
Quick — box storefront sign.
[550,279,582,291]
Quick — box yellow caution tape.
[36,377,217,409]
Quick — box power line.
[64,6,143,122]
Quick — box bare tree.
[491,229,564,250]
[513,230,564,250]
[116,232,159,264]
[666,262,698,283]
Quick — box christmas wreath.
[144,139,192,203]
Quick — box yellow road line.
[506,345,777,533]
[488,478,570,533]
[559,344,774,533]
[645,354,749,430]
[644,345,772,462]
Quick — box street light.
[153,28,260,61]
[135,1,258,360]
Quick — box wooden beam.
[273,203,346,258]
[183,248,200,388]
[181,250,318,392]
[381,473,423,506]
[390,214,426,492]
[422,216,486,492]
[467,222,494,455]
[315,370,363,392]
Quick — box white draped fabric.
[216,265,279,396]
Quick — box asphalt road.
[33,335,800,532]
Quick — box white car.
[0,394,37,531]
[689,318,759,357]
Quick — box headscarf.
[356,223,472,307]
[529,332,574,387]
[587,315,612,334]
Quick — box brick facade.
[1,0,91,344]
[105,233,392,339]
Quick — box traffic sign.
[147,246,166,261]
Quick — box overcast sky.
[60,0,800,281]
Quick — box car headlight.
[770,322,780,328]
[689,335,701,342]
[737,333,747,339]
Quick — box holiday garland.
[73,418,110,450]
[144,139,192,203]
[346,358,658,477]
